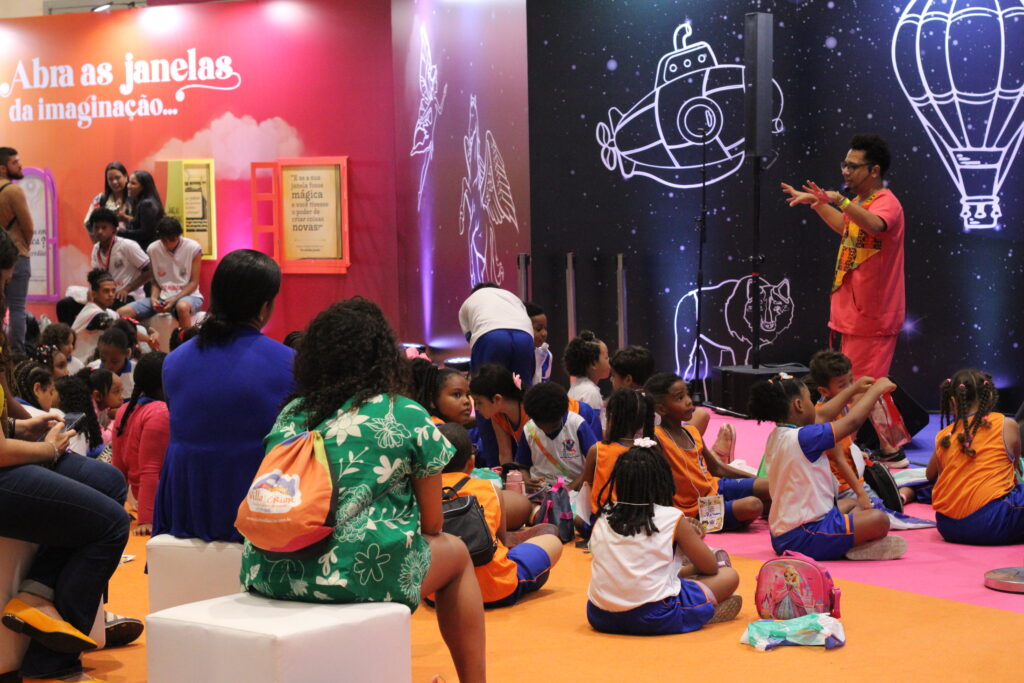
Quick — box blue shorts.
[771,506,856,560]
[470,329,536,386]
[484,542,553,608]
[587,577,717,635]
[936,484,1024,546]
[718,477,756,531]
[128,294,203,320]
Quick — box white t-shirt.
[765,423,839,537]
[71,303,119,363]
[568,376,603,412]
[588,504,686,612]
[148,237,204,301]
[91,237,149,300]
[457,287,533,349]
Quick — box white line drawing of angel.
[410,25,447,211]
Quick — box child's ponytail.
[747,374,805,424]
[604,388,655,444]
[939,369,999,456]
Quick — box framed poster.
[163,159,217,259]
[23,167,59,301]
[250,156,350,274]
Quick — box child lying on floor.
[749,373,907,561]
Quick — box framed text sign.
[163,159,217,259]
[250,156,349,274]
[24,167,60,302]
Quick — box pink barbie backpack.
[755,551,841,619]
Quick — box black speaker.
[855,382,931,451]
[709,363,810,416]
[743,12,774,158]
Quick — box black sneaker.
[104,612,143,648]
[871,447,909,469]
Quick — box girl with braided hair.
[408,358,472,425]
[750,373,906,561]
[586,445,742,635]
[927,369,1023,545]
[12,361,58,415]
[111,352,168,536]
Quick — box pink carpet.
[704,413,1024,614]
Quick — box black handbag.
[441,477,497,566]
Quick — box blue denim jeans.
[0,454,129,678]
[5,255,30,353]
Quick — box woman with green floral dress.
[240,298,485,683]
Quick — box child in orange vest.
[436,424,563,607]
[928,369,1023,545]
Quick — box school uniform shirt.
[71,303,120,363]
[516,412,597,484]
[590,441,630,514]
[533,343,553,385]
[439,472,518,602]
[88,357,134,399]
[588,504,687,612]
[656,425,718,517]
[91,237,149,300]
[568,376,603,413]
[457,287,533,349]
[814,401,867,492]
[931,413,1015,519]
[764,423,838,537]
[148,236,204,302]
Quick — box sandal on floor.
[845,535,907,561]
[708,595,742,624]
[1,598,98,654]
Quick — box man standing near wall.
[0,147,33,353]
[781,133,908,466]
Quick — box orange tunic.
[590,441,630,514]
[815,401,862,492]
[655,425,718,517]
[440,473,518,602]
[931,413,1015,519]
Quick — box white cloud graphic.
[141,112,304,180]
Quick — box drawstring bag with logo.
[235,430,335,553]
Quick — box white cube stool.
[146,593,411,683]
[0,538,105,675]
[146,535,244,613]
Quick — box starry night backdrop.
[526,0,1024,411]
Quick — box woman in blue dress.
[152,249,294,543]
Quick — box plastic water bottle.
[505,470,525,494]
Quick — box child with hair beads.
[927,369,1024,545]
[436,423,563,607]
[587,445,742,635]
[749,373,907,560]
[516,382,598,491]
[54,375,104,458]
[525,302,552,386]
[112,352,169,536]
[646,373,770,531]
[410,358,473,426]
[30,344,69,379]
[40,322,84,374]
[580,388,655,518]
[564,330,610,414]
[88,327,135,399]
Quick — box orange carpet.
[83,527,1024,682]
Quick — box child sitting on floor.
[525,302,552,386]
[749,373,907,560]
[112,352,169,537]
[54,374,104,457]
[580,388,655,520]
[410,359,473,426]
[586,444,742,635]
[516,382,598,491]
[608,345,655,391]
[564,330,610,416]
[40,322,84,374]
[646,372,770,531]
[12,361,59,416]
[89,326,135,399]
[927,369,1023,545]
[437,423,563,607]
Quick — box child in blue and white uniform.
[749,373,907,561]
[516,382,598,490]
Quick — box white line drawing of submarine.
[596,23,785,189]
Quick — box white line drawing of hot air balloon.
[892,0,1024,230]
[459,95,519,287]
[595,22,784,190]
[410,25,447,211]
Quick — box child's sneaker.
[708,547,732,567]
[844,535,907,561]
[708,595,742,623]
